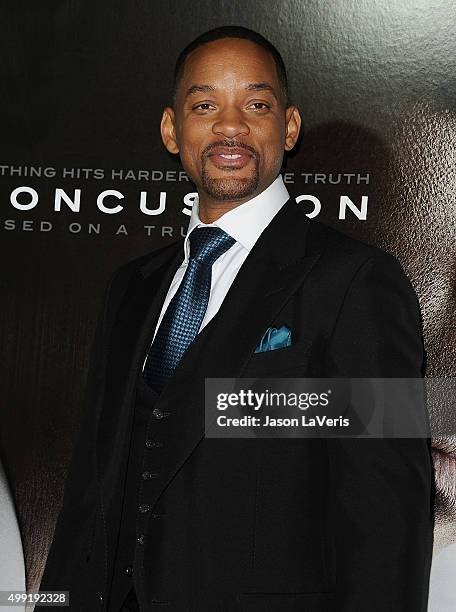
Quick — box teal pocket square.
[254,325,292,353]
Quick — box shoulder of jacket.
[113,240,181,280]
[103,239,182,301]
[306,218,400,270]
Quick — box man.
[40,26,434,611]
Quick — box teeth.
[220,154,242,159]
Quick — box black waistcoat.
[107,373,167,611]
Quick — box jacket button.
[125,565,133,576]
[136,534,145,545]
[97,592,104,604]
[152,408,164,419]
[139,504,151,513]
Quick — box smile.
[207,147,254,170]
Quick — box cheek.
[177,143,200,178]
[177,123,208,167]
[179,144,198,168]
[254,120,286,160]
[259,139,286,173]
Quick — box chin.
[202,176,259,202]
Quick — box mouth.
[206,146,255,170]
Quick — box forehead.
[179,38,279,89]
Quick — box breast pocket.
[241,341,312,377]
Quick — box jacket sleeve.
[325,253,435,612]
[39,268,118,592]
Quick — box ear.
[284,105,302,152]
[160,107,179,154]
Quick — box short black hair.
[173,25,289,106]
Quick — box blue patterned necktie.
[143,226,236,389]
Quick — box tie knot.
[189,227,235,266]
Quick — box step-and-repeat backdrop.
[0,1,454,607]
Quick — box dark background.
[0,0,455,589]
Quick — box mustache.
[202,139,258,159]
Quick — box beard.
[200,143,260,201]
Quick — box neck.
[197,181,273,223]
[197,196,250,224]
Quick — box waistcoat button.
[142,471,159,480]
[146,440,163,448]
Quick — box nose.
[212,107,250,139]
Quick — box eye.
[192,102,215,112]
[248,102,271,111]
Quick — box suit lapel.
[164,197,320,381]
[97,241,184,500]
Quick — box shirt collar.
[183,174,290,262]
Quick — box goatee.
[200,140,260,201]
[200,167,260,201]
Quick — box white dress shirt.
[143,174,290,367]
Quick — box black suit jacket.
[40,198,434,611]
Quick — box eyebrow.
[185,84,216,97]
[184,82,278,100]
[245,82,278,99]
